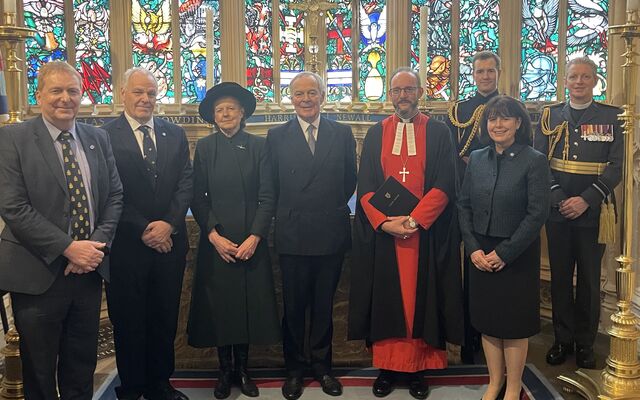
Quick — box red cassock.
[360,113,448,372]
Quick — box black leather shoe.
[282,376,303,400]
[214,370,233,399]
[237,369,259,397]
[316,375,342,396]
[546,343,573,365]
[144,384,189,400]
[372,370,395,397]
[576,346,596,369]
[408,373,429,400]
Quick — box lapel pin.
[162,132,167,137]
[89,145,95,150]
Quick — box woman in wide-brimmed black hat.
[187,82,280,399]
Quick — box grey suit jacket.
[0,116,123,295]
[457,143,550,264]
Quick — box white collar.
[124,112,155,132]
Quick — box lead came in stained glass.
[132,0,174,103]
[246,0,274,103]
[326,0,353,102]
[410,0,452,101]
[74,0,113,105]
[358,1,386,102]
[458,0,499,100]
[179,0,221,104]
[279,1,304,103]
[24,0,67,105]
[520,0,559,101]
[566,0,608,100]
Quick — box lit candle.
[628,0,640,12]
[3,0,16,14]
[419,6,429,88]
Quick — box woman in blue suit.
[458,96,550,400]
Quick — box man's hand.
[559,196,589,220]
[150,237,173,254]
[235,234,261,261]
[142,220,174,249]
[380,216,418,240]
[208,229,238,263]
[63,241,105,270]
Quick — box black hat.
[198,82,257,124]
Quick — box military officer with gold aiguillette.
[446,50,501,364]
[534,56,622,370]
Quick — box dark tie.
[307,124,316,155]
[139,125,157,185]
[58,131,91,240]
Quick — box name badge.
[580,124,614,142]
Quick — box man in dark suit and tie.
[103,68,193,400]
[266,72,357,400]
[0,61,123,400]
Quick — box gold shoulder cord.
[448,103,485,157]
[539,106,569,161]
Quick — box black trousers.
[106,239,187,396]
[280,253,344,378]
[11,270,102,400]
[546,221,604,347]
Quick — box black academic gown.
[187,130,280,347]
[348,118,464,349]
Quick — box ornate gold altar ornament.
[289,0,336,74]
[447,103,485,157]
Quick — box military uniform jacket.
[533,101,623,227]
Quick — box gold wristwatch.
[408,216,417,229]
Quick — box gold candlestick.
[289,0,335,74]
[0,12,35,124]
[557,12,640,400]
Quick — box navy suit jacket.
[0,116,123,294]
[266,116,356,255]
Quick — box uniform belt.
[550,158,607,175]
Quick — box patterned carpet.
[94,365,563,400]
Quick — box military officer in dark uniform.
[446,50,501,364]
[534,57,622,369]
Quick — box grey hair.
[37,61,82,91]
[122,67,158,88]
[472,51,501,71]
[289,71,326,97]
[565,57,598,79]
[389,67,421,88]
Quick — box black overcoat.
[348,117,464,349]
[187,130,280,347]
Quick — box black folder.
[368,176,420,216]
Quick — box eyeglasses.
[389,86,419,96]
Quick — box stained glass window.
[278,1,304,103]
[520,0,559,101]
[358,1,386,102]
[132,0,174,103]
[326,0,353,102]
[179,0,221,104]
[74,0,112,105]
[410,0,452,101]
[458,0,499,100]
[246,0,274,103]
[567,0,608,100]
[24,0,67,104]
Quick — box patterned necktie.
[307,124,316,155]
[139,125,157,185]
[58,131,91,240]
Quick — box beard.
[393,99,419,119]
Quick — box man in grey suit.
[0,61,123,399]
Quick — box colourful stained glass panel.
[179,0,221,104]
[326,0,353,102]
[74,0,113,105]
[520,0,559,101]
[567,0,608,100]
[132,0,174,103]
[278,1,304,103]
[410,0,451,101]
[246,0,274,103]
[458,0,499,100]
[24,0,67,105]
[358,1,386,102]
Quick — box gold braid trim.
[448,103,486,157]
[539,106,569,161]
